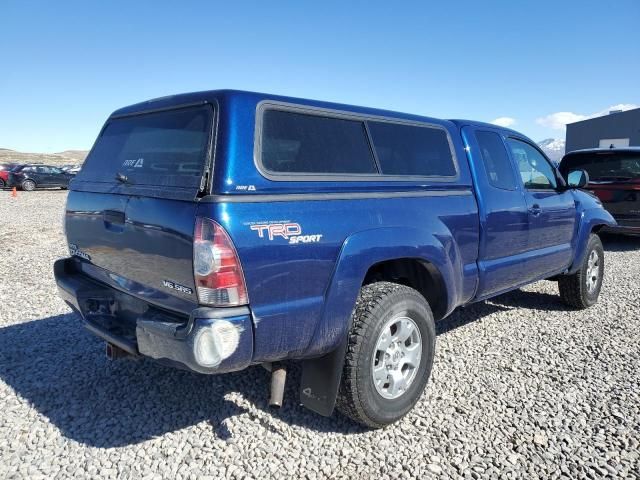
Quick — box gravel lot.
[1,190,639,479]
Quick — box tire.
[336,281,436,428]
[0,179,4,188]
[22,179,36,191]
[558,234,604,309]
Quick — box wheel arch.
[362,258,448,321]
[570,207,615,274]
[299,226,458,417]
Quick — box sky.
[1,0,639,153]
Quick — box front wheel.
[558,234,604,309]
[21,179,36,191]
[336,282,436,428]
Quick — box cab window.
[475,131,517,190]
[506,138,557,190]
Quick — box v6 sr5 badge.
[249,222,323,244]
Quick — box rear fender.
[299,226,460,416]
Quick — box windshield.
[560,152,640,181]
[76,105,213,189]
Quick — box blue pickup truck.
[54,90,615,427]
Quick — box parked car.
[61,164,82,174]
[7,164,75,191]
[0,163,20,188]
[560,148,640,235]
[54,90,615,428]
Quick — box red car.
[560,148,640,235]
[0,163,20,188]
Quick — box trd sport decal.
[247,222,323,244]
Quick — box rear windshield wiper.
[115,172,133,185]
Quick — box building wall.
[565,108,640,152]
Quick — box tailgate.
[65,104,215,311]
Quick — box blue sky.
[1,0,638,152]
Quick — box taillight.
[193,217,248,307]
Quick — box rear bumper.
[54,257,253,374]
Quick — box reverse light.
[194,217,248,307]
[193,320,241,367]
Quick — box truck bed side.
[201,93,480,362]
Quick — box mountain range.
[537,138,566,163]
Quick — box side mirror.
[567,169,589,189]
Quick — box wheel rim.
[23,181,35,191]
[586,250,600,294]
[371,315,422,400]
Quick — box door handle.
[529,204,542,216]
[103,210,125,224]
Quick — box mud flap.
[299,335,348,416]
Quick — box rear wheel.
[0,178,5,188]
[22,179,36,191]
[558,234,604,309]
[336,282,436,428]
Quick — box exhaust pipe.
[269,363,287,408]
[105,342,131,360]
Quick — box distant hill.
[537,138,566,163]
[0,148,88,166]
[55,150,88,161]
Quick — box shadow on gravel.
[0,287,575,447]
[489,289,569,312]
[0,313,363,448]
[435,300,510,335]
[600,233,640,252]
[435,286,571,335]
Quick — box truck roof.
[448,119,522,137]
[110,89,452,127]
[564,147,640,156]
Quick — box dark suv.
[7,164,75,191]
[560,148,640,235]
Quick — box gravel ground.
[1,190,639,479]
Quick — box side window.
[367,121,456,176]
[50,167,62,174]
[261,109,377,174]
[36,166,49,174]
[506,138,558,190]
[475,131,517,190]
